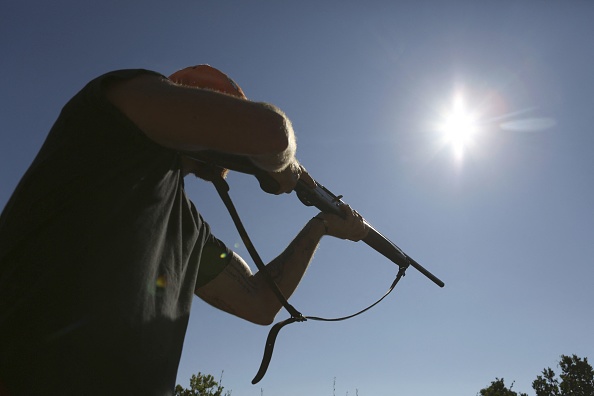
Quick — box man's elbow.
[246,306,280,326]
[259,104,295,155]
[247,111,296,171]
[250,316,275,327]
[240,299,284,326]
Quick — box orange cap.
[168,64,246,99]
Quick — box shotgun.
[185,151,444,288]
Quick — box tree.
[533,354,594,396]
[174,372,231,396]
[479,355,593,396]
[478,378,528,396]
[532,368,560,396]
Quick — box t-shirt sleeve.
[86,69,165,102]
[195,234,233,289]
[70,69,165,139]
[48,68,169,160]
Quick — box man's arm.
[106,73,295,172]
[196,206,368,325]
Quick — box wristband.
[312,215,329,234]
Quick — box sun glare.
[438,95,478,160]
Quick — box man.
[0,65,367,395]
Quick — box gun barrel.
[294,180,445,288]
[363,224,444,287]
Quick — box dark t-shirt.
[0,69,232,395]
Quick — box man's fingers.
[299,167,316,188]
[275,162,314,194]
[341,206,368,241]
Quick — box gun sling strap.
[204,166,409,384]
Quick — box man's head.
[169,65,246,179]
[168,64,246,99]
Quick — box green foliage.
[480,354,593,396]
[478,378,528,396]
[533,355,594,396]
[175,372,231,396]
[532,368,560,396]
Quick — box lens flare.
[156,275,167,288]
[500,118,556,132]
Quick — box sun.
[437,95,478,160]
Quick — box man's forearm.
[195,207,365,326]
[196,217,326,326]
[253,217,326,313]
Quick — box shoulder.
[90,69,165,90]
[79,69,165,102]
[62,69,165,119]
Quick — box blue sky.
[2,1,593,395]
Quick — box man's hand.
[265,160,316,194]
[315,205,369,242]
